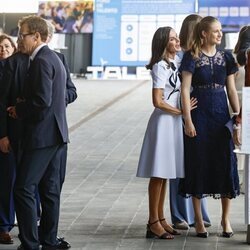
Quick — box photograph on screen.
[38,0,93,33]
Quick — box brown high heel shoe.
[159,218,181,235]
[146,220,174,239]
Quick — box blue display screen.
[199,0,250,32]
[92,0,196,66]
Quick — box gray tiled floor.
[1,79,249,250]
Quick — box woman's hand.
[184,121,196,137]
[190,97,198,111]
[233,126,241,146]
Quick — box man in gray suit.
[8,15,68,250]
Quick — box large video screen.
[92,0,196,66]
[38,1,93,33]
[199,0,250,32]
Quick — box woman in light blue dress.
[136,26,197,239]
[169,14,211,230]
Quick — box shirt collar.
[30,43,47,61]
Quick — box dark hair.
[179,14,202,50]
[18,15,48,42]
[191,16,220,58]
[146,26,172,70]
[234,25,250,53]
[0,34,17,53]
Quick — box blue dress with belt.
[179,50,240,199]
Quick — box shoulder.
[152,60,169,71]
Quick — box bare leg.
[158,180,180,235]
[148,177,166,235]
[158,179,166,219]
[192,197,206,233]
[221,198,233,233]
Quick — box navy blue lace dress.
[179,50,240,199]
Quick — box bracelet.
[233,124,241,130]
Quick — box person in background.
[169,14,211,230]
[136,26,197,239]
[233,25,250,146]
[231,25,250,191]
[234,25,250,67]
[179,16,240,238]
[0,34,17,245]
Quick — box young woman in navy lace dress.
[179,16,240,238]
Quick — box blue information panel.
[199,0,250,32]
[92,0,196,66]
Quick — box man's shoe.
[0,232,13,244]
[57,238,71,249]
[42,239,71,250]
[17,245,41,250]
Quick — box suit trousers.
[14,144,62,250]
[36,143,68,221]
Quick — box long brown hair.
[190,16,220,59]
[179,14,202,51]
[234,25,250,54]
[146,26,172,70]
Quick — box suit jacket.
[16,46,68,149]
[54,51,77,105]
[0,52,29,142]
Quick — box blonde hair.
[190,16,219,59]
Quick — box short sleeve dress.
[136,58,184,179]
[179,50,240,199]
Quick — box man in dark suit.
[7,16,68,250]
[46,20,77,189]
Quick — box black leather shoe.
[18,244,41,250]
[42,239,71,250]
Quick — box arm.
[226,73,241,146]
[226,74,240,114]
[15,58,53,120]
[63,56,77,105]
[56,52,77,105]
[152,88,181,115]
[181,71,196,137]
